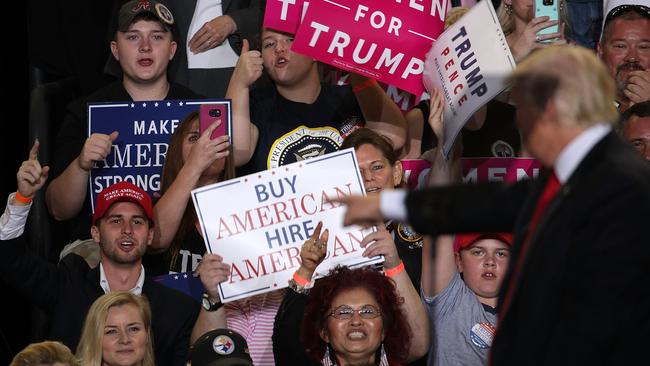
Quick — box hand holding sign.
[78,131,119,171]
[230,39,264,89]
[195,253,231,300]
[360,224,399,268]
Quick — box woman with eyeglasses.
[301,265,412,366]
[272,129,430,365]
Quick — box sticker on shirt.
[396,223,423,249]
[213,335,235,355]
[267,125,344,169]
[470,322,496,349]
[338,116,364,138]
[491,140,515,157]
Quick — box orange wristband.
[384,261,405,278]
[352,79,378,93]
[293,271,310,286]
[15,192,33,204]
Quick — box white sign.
[422,0,516,158]
[191,148,382,302]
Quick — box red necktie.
[499,171,561,318]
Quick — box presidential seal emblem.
[397,223,423,249]
[267,125,343,169]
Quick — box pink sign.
[263,0,309,35]
[291,0,446,95]
[402,158,542,189]
[319,64,425,111]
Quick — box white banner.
[191,148,382,302]
[422,0,516,158]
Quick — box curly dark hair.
[300,265,411,365]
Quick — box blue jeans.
[566,1,603,50]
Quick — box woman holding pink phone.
[146,110,233,274]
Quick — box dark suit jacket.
[406,131,650,365]
[162,0,266,98]
[0,236,199,366]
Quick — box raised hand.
[510,16,563,62]
[16,139,50,200]
[185,121,231,176]
[230,39,263,89]
[78,131,118,171]
[624,70,650,106]
[360,224,401,269]
[296,221,329,280]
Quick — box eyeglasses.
[329,305,381,320]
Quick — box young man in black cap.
[46,0,201,245]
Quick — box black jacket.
[406,131,650,365]
[0,235,199,366]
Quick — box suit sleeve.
[227,0,265,44]
[173,300,200,366]
[539,177,650,364]
[0,235,61,313]
[273,290,320,366]
[405,181,529,236]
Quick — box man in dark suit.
[337,45,650,365]
[0,181,199,366]
[161,0,266,98]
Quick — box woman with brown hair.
[147,110,234,274]
[273,128,430,365]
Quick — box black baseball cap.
[188,329,254,366]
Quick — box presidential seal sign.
[213,335,235,355]
[470,322,495,349]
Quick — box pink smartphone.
[199,103,228,140]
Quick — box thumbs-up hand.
[78,131,119,171]
[231,39,264,89]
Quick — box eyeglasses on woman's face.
[328,304,382,320]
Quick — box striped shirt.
[225,289,286,366]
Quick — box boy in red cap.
[421,232,511,366]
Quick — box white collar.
[554,124,611,184]
[99,262,146,295]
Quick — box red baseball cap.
[453,233,512,253]
[92,182,154,226]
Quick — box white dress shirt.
[0,193,32,240]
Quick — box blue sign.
[87,99,232,212]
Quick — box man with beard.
[598,0,650,112]
[0,182,199,366]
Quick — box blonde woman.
[497,0,569,63]
[76,292,155,366]
[11,341,78,366]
